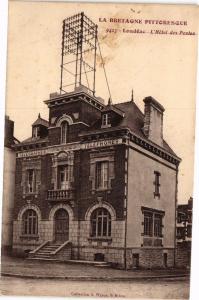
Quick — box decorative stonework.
[72,112,79,120]
[56,114,73,126]
[48,203,74,221]
[85,201,116,221]
[17,204,42,221]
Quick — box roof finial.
[131,89,134,102]
[38,113,41,119]
[108,97,112,106]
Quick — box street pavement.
[1,255,190,280]
[1,276,190,298]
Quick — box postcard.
[1,1,198,299]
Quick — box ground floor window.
[22,209,38,235]
[144,212,153,236]
[91,208,111,238]
[142,207,164,246]
[154,214,163,237]
[143,210,163,237]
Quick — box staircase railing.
[29,240,50,255]
[52,240,71,255]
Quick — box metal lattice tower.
[60,12,98,95]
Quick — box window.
[142,208,164,239]
[22,209,38,236]
[102,113,111,127]
[154,214,163,237]
[177,227,185,239]
[154,171,161,197]
[33,126,40,138]
[91,208,111,238]
[96,161,109,189]
[144,212,153,236]
[61,121,68,144]
[58,165,69,189]
[27,169,35,193]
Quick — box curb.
[1,272,190,281]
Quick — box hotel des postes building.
[12,87,181,269]
[12,13,181,269]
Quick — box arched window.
[60,121,68,144]
[91,208,111,238]
[22,209,38,235]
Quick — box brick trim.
[85,202,116,221]
[48,203,74,221]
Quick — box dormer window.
[60,121,68,144]
[32,114,48,139]
[102,113,111,128]
[33,126,40,138]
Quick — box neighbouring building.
[12,85,181,269]
[176,197,192,268]
[2,116,19,254]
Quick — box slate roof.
[16,100,177,157]
[20,136,49,144]
[87,100,177,156]
[32,114,49,127]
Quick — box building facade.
[12,86,180,268]
[2,116,18,254]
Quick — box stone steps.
[36,251,53,255]
[28,242,70,261]
[32,252,55,258]
[27,257,58,262]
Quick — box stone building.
[12,85,181,269]
[176,197,192,268]
[2,116,18,254]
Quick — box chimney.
[143,96,165,146]
[4,115,14,148]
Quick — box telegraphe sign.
[16,138,124,158]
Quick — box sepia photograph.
[1,0,198,299]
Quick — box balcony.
[47,189,75,201]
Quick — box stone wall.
[176,242,191,268]
[126,248,174,269]
[54,244,72,261]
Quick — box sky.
[5,1,198,203]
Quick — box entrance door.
[54,209,69,242]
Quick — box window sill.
[141,245,164,248]
[92,188,111,194]
[101,124,111,129]
[88,237,112,242]
[23,193,38,197]
[154,193,160,198]
[20,235,39,240]
[142,234,163,238]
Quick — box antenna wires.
[97,38,112,102]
